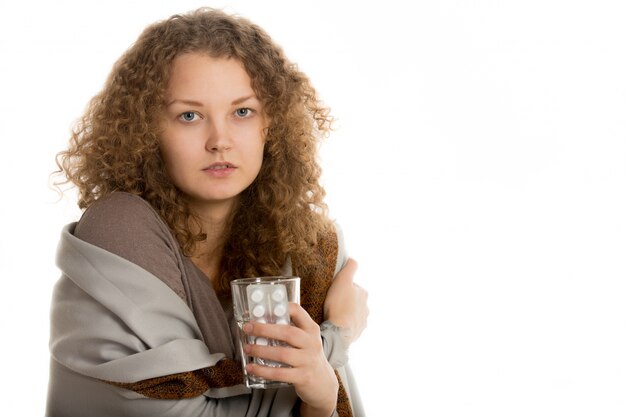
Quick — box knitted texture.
[104,358,244,399]
[298,229,339,324]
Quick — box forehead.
[166,53,255,99]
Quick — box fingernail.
[243,323,253,333]
[243,344,251,354]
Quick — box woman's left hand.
[243,303,338,415]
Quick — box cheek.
[254,143,266,170]
[158,140,185,180]
[158,122,189,167]
[158,142,174,168]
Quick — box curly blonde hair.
[55,8,334,296]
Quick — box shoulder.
[74,192,187,300]
[75,192,176,253]
[76,192,161,232]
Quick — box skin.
[160,53,266,210]
[243,304,338,415]
[160,53,267,279]
[324,259,369,345]
[159,53,367,416]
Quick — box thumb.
[332,258,358,286]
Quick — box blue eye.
[179,111,198,122]
[235,108,252,118]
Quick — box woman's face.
[160,53,266,215]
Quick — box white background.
[1,0,626,416]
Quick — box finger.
[246,362,299,385]
[335,258,358,284]
[244,320,307,348]
[244,343,302,367]
[288,303,320,334]
[343,257,358,272]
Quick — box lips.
[204,162,236,170]
[202,161,237,178]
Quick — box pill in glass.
[273,304,287,317]
[271,289,285,302]
[250,289,264,303]
[252,305,265,318]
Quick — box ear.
[261,123,271,143]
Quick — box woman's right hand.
[323,258,369,346]
[243,304,339,416]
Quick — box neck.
[187,198,237,281]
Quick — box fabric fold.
[51,223,242,390]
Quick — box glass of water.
[231,276,300,389]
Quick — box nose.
[205,121,232,153]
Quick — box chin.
[195,192,242,205]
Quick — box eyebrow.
[231,94,257,105]
[166,94,258,107]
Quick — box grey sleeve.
[46,359,253,417]
[333,222,349,273]
[320,321,350,368]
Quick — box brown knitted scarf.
[104,230,353,417]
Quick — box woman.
[47,7,367,417]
